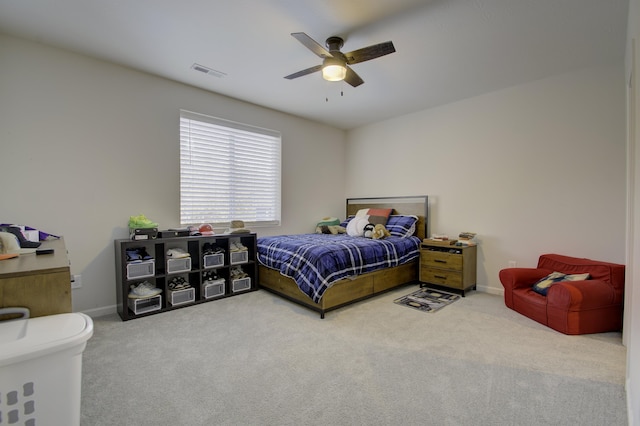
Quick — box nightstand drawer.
[420,269,463,288]
[421,251,463,270]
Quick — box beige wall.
[346,64,626,294]
[0,34,346,315]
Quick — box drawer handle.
[434,275,447,280]
[434,259,447,263]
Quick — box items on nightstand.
[456,232,477,246]
[422,238,457,247]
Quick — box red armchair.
[499,254,625,335]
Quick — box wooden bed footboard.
[258,261,418,318]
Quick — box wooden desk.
[0,238,71,317]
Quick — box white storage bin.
[0,313,93,426]
[126,260,155,280]
[167,257,191,274]
[203,253,224,269]
[230,251,248,265]
[232,277,251,293]
[128,295,162,315]
[202,280,225,299]
[167,287,195,306]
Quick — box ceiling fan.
[284,32,395,87]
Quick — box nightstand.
[419,242,477,296]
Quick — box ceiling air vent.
[191,63,227,78]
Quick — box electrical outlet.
[508,261,517,268]
[71,274,82,289]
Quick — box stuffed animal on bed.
[362,223,390,239]
[371,223,391,239]
[316,225,346,234]
[315,217,346,235]
[363,223,375,238]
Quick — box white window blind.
[180,110,281,227]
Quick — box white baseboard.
[79,304,117,318]
[476,285,504,296]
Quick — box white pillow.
[346,216,370,237]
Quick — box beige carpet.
[81,285,627,425]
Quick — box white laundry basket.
[0,312,93,426]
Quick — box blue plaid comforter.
[257,234,421,303]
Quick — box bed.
[257,196,428,318]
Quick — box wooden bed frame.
[258,196,429,318]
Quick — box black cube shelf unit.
[115,233,258,321]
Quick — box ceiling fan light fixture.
[322,58,347,81]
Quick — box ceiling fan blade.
[344,66,364,87]
[284,64,323,80]
[291,32,332,58]
[344,41,395,65]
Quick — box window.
[179,110,281,227]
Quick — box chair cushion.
[532,271,590,296]
[537,254,625,304]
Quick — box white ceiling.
[0,0,629,130]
